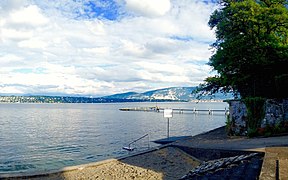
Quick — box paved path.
[173,126,288,152]
[259,147,288,180]
[173,126,288,180]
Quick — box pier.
[119,107,228,115]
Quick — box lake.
[0,102,228,174]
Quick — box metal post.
[164,109,172,139]
[276,160,279,180]
[167,118,170,138]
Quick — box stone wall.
[227,100,247,136]
[262,99,284,127]
[227,99,288,136]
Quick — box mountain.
[0,87,233,103]
[103,92,138,99]
[103,87,232,101]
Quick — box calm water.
[0,102,228,174]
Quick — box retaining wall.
[227,99,288,136]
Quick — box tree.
[197,0,288,99]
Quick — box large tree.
[198,0,288,98]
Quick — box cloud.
[7,5,49,26]
[0,0,29,14]
[18,37,48,49]
[1,28,33,40]
[125,0,171,17]
[0,0,218,96]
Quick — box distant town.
[0,95,224,104]
[0,96,141,103]
[0,95,182,103]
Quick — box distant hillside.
[103,92,138,99]
[0,87,233,103]
[103,87,232,101]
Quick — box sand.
[12,146,200,180]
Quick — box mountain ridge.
[0,87,233,103]
[103,87,231,101]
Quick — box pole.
[167,118,170,138]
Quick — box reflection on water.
[0,102,228,174]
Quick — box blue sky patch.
[170,35,194,42]
[202,0,218,5]
[13,68,47,74]
[75,0,125,21]
[13,68,33,74]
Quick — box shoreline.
[0,128,220,179]
[1,146,200,180]
[1,126,288,179]
[0,127,223,179]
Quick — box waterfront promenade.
[1,126,287,179]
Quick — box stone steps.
[259,147,288,180]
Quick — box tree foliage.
[198,0,288,98]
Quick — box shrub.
[225,115,233,135]
[243,97,266,131]
[247,128,258,138]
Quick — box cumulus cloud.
[0,0,29,14]
[0,0,217,96]
[8,5,49,26]
[125,0,171,17]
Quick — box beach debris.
[180,153,258,179]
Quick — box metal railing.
[122,134,149,151]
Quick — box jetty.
[119,107,228,115]
[119,107,160,112]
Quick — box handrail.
[128,134,148,146]
[123,134,149,151]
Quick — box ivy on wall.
[243,97,266,137]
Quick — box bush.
[247,128,258,138]
[243,97,266,131]
[225,115,233,135]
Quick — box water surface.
[0,102,228,174]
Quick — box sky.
[0,0,218,97]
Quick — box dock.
[119,107,160,112]
[120,107,228,115]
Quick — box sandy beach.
[5,146,199,180]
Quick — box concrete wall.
[227,99,288,136]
